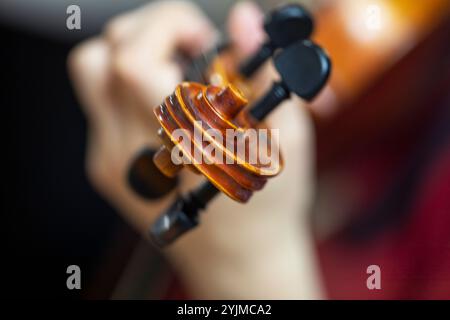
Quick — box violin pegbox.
[149,39,332,247]
[152,82,283,203]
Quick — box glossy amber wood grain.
[153,82,283,203]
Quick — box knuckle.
[104,16,127,44]
[142,0,205,28]
[67,39,103,79]
[112,48,142,86]
[67,42,90,76]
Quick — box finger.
[111,1,218,107]
[227,1,265,60]
[138,1,217,58]
[104,2,192,47]
[68,38,117,131]
[103,6,146,47]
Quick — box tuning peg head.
[264,4,314,49]
[150,197,199,247]
[274,40,331,101]
[239,4,314,78]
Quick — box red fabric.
[317,146,450,299]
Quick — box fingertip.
[227,1,265,58]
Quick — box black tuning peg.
[185,4,313,82]
[150,182,218,247]
[127,148,179,200]
[239,4,314,77]
[150,40,331,247]
[249,39,331,120]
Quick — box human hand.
[68,0,322,299]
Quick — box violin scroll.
[152,82,283,203]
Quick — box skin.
[68,0,323,299]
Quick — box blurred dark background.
[0,23,133,299]
[1,0,449,299]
